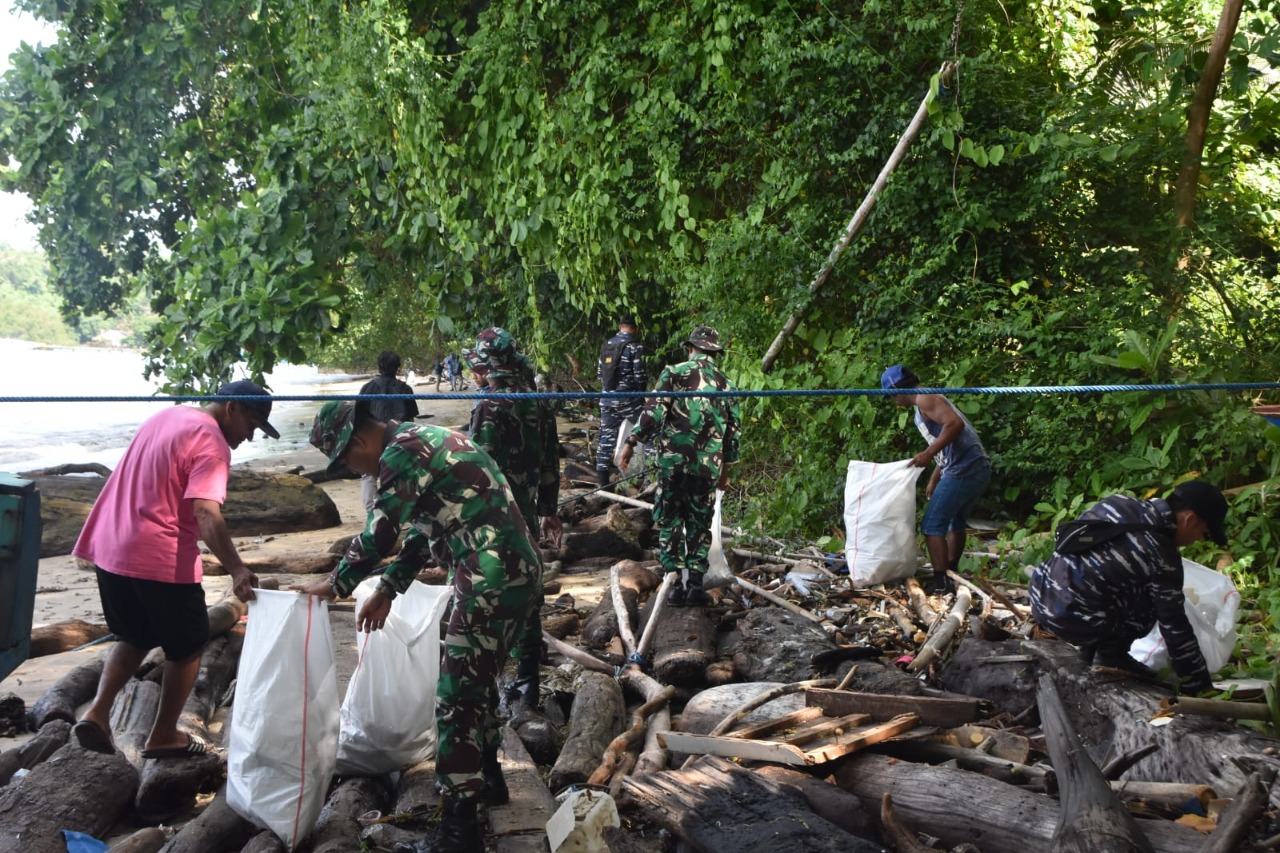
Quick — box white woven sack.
[1129,558,1240,675]
[227,590,339,851]
[336,578,451,775]
[844,459,924,588]
[704,490,733,589]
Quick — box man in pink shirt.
[71,380,277,758]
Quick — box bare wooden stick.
[588,685,676,786]
[880,793,934,853]
[903,577,940,628]
[761,62,956,372]
[635,573,677,662]
[611,564,639,656]
[543,632,614,675]
[733,576,823,623]
[677,677,839,770]
[1173,696,1272,722]
[596,490,654,511]
[961,572,1029,620]
[1201,768,1278,853]
[907,586,972,673]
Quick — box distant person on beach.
[71,380,277,758]
[446,351,462,391]
[296,400,541,853]
[357,351,420,514]
[881,364,991,595]
[435,357,446,391]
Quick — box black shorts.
[95,568,210,661]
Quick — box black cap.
[1170,480,1228,546]
[619,315,637,328]
[216,380,281,439]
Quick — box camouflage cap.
[682,325,723,353]
[310,400,357,475]
[475,327,517,367]
[461,347,490,377]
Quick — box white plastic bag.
[228,590,340,851]
[1129,558,1240,675]
[704,490,733,589]
[612,417,635,472]
[336,578,451,775]
[843,459,925,588]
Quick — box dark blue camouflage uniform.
[1029,494,1211,692]
[596,330,647,474]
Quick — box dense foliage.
[3,0,1280,641]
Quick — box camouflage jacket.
[1029,495,1209,688]
[630,354,740,480]
[329,422,541,598]
[468,383,560,532]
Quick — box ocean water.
[0,339,366,473]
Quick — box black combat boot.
[478,747,509,806]
[684,571,710,606]
[503,649,542,710]
[596,468,612,487]
[393,796,483,853]
[665,573,687,607]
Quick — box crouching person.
[295,400,541,852]
[1029,480,1228,695]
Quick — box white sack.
[611,417,635,472]
[844,459,925,588]
[227,590,340,851]
[336,578,451,775]
[1129,558,1240,675]
[704,490,733,589]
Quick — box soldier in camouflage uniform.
[619,325,740,606]
[596,315,648,486]
[1028,480,1227,695]
[469,327,561,709]
[295,400,541,853]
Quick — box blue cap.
[880,365,918,391]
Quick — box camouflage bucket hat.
[475,327,517,367]
[682,325,723,353]
[310,400,357,475]
[461,347,490,377]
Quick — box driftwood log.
[0,743,138,853]
[29,619,111,658]
[106,827,168,853]
[239,831,286,853]
[135,629,243,820]
[588,683,675,786]
[110,678,162,766]
[312,776,390,853]
[1037,673,1155,852]
[157,788,258,853]
[395,758,438,815]
[548,671,625,793]
[755,765,880,841]
[835,753,1206,853]
[943,638,1280,795]
[31,468,341,557]
[560,506,645,563]
[651,606,716,686]
[0,719,71,785]
[29,653,104,728]
[623,755,888,853]
[581,561,658,647]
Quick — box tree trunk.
[312,776,390,853]
[239,831,286,853]
[1172,0,1246,228]
[106,827,167,853]
[158,788,258,853]
[29,619,110,658]
[0,743,138,853]
[548,671,626,792]
[651,606,716,687]
[0,719,71,785]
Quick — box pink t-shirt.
[73,406,231,584]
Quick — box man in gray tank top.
[882,365,991,594]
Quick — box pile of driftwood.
[6,473,1280,851]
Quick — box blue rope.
[2,381,1279,404]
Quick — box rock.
[31,468,341,557]
[677,683,805,734]
[731,608,836,682]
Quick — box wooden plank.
[806,687,980,727]
[658,731,810,766]
[803,714,919,763]
[779,712,872,747]
[726,707,826,740]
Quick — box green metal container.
[0,474,41,682]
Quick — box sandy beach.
[3,380,610,766]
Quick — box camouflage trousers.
[436,576,536,801]
[654,469,716,576]
[596,401,642,473]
